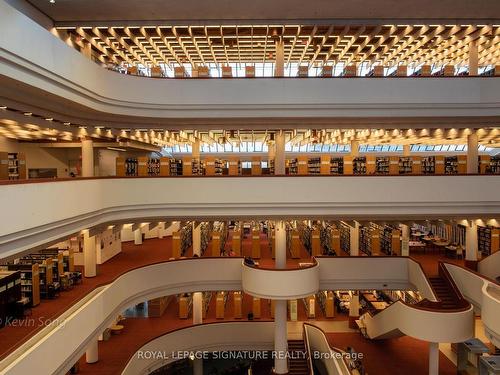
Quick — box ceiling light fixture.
[23,112,32,116]
[0,106,6,110]
[49,0,55,3]
[63,122,71,126]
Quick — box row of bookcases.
[210,222,228,257]
[0,152,27,180]
[172,223,193,258]
[115,154,500,177]
[478,226,500,256]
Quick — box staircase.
[428,275,462,309]
[288,339,310,375]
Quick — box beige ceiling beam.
[382,26,428,65]
[370,26,413,64]
[450,28,500,65]
[90,27,134,65]
[204,27,219,67]
[172,27,196,66]
[286,26,302,66]
[309,25,334,67]
[155,27,184,66]
[108,27,149,67]
[139,27,171,68]
[123,27,158,66]
[297,25,318,66]
[220,26,230,65]
[346,25,382,66]
[395,25,445,66]
[358,26,395,65]
[337,26,366,63]
[75,27,119,64]
[262,25,270,64]
[188,26,206,66]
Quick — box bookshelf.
[422,156,436,174]
[330,157,344,175]
[231,223,242,256]
[308,157,321,175]
[6,264,40,306]
[251,156,262,175]
[0,152,26,180]
[303,295,316,318]
[200,222,212,255]
[413,64,432,76]
[178,294,192,319]
[297,156,308,175]
[268,159,275,175]
[380,225,401,255]
[360,223,381,256]
[316,291,335,318]
[169,159,183,176]
[297,222,312,255]
[488,156,500,174]
[228,157,241,176]
[216,291,229,319]
[367,65,384,77]
[147,158,160,176]
[444,156,459,174]
[287,159,298,175]
[343,156,353,175]
[411,156,422,174]
[399,157,413,174]
[252,297,261,319]
[202,292,213,319]
[290,228,301,259]
[251,223,261,259]
[353,157,367,175]
[181,156,193,175]
[365,155,376,174]
[340,222,351,255]
[211,222,228,256]
[148,296,172,317]
[375,157,390,174]
[233,291,242,319]
[172,223,193,258]
[311,227,321,256]
[0,270,22,327]
[478,226,500,256]
[342,64,357,77]
[320,223,340,255]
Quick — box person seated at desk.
[243,257,255,266]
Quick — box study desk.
[370,301,389,310]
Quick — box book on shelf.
[421,156,435,174]
[330,157,344,175]
[376,157,390,174]
[353,157,367,175]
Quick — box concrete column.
[350,140,359,157]
[192,139,200,159]
[468,41,479,76]
[192,292,203,325]
[274,38,284,77]
[81,138,94,177]
[193,222,201,256]
[401,224,410,256]
[193,359,203,375]
[275,131,286,175]
[275,220,287,268]
[82,41,92,59]
[85,338,99,363]
[274,219,288,374]
[349,222,360,256]
[274,299,288,374]
[134,228,143,245]
[428,342,439,375]
[467,132,479,174]
[158,222,164,239]
[465,221,478,270]
[83,230,97,278]
[403,144,411,157]
[348,292,360,328]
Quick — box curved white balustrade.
[445,263,500,348]
[0,258,243,375]
[241,261,320,299]
[478,251,500,281]
[121,322,275,375]
[1,0,500,124]
[359,300,473,342]
[2,176,499,260]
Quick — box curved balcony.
[0,258,243,375]
[1,0,500,128]
[241,259,319,299]
[2,175,499,260]
[122,322,275,375]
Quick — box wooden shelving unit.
[360,223,381,256]
[353,157,367,175]
[228,157,241,176]
[231,222,242,256]
[169,159,183,176]
[330,157,344,175]
[399,157,413,174]
[316,291,335,318]
[375,156,390,174]
[0,153,27,180]
[182,156,193,175]
[178,294,192,319]
[422,156,436,174]
[251,223,261,259]
[380,225,401,255]
[287,158,298,175]
[251,156,262,175]
[340,222,351,255]
[308,157,321,175]
[211,222,228,256]
[478,226,500,256]
[233,292,242,318]
[320,223,340,255]
[172,223,193,258]
[297,155,308,175]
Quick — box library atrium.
[0,0,500,374]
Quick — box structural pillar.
[428,342,439,375]
[465,220,478,270]
[401,224,410,256]
[134,227,143,245]
[350,140,359,157]
[274,38,284,77]
[349,221,360,256]
[193,222,201,256]
[468,41,479,76]
[467,132,479,174]
[348,292,360,329]
[85,338,99,364]
[192,139,200,160]
[158,222,165,239]
[274,131,286,175]
[83,229,97,278]
[274,220,288,374]
[81,137,94,177]
[403,144,411,157]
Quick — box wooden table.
[370,301,389,310]
[363,293,378,302]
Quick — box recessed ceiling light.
[45,117,53,121]
[0,106,6,110]
[23,112,32,116]
[49,0,55,3]
[63,122,71,126]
